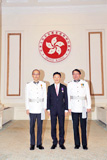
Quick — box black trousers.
[29,113,43,146]
[51,113,65,146]
[72,112,87,147]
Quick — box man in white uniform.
[67,69,91,150]
[25,69,47,150]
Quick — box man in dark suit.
[47,72,68,150]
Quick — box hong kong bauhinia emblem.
[39,30,71,63]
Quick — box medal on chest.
[81,83,84,88]
[61,87,64,93]
[40,84,43,89]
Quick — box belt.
[29,98,44,103]
[70,96,86,100]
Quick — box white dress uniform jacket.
[67,80,91,113]
[25,81,47,118]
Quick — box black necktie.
[74,80,80,82]
[33,81,39,84]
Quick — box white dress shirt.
[67,79,91,113]
[54,83,60,95]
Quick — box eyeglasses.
[33,74,40,76]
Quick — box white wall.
[1,5,107,120]
[0,2,1,102]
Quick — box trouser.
[51,113,65,146]
[29,113,43,146]
[72,112,87,146]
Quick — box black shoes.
[83,145,88,150]
[30,145,35,150]
[37,145,44,150]
[51,144,57,149]
[30,145,44,150]
[74,145,80,149]
[30,144,66,150]
[60,144,66,150]
[30,144,88,150]
[74,145,88,150]
[51,144,66,149]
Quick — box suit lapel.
[58,83,62,96]
[52,84,57,96]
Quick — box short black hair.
[32,69,40,75]
[72,69,81,75]
[53,72,61,77]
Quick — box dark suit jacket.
[47,83,68,115]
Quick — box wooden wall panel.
[89,32,104,96]
[7,33,21,96]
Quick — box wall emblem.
[39,30,71,63]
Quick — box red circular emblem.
[39,30,71,63]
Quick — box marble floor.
[0,120,107,160]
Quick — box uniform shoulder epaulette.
[84,80,88,83]
[68,81,70,83]
[43,81,46,84]
[40,81,45,84]
[82,79,86,82]
[68,81,72,83]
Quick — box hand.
[26,110,29,115]
[87,109,91,113]
[65,112,68,116]
[69,109,71,113]
[47,110,50,116]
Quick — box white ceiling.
[1,0,107,7]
